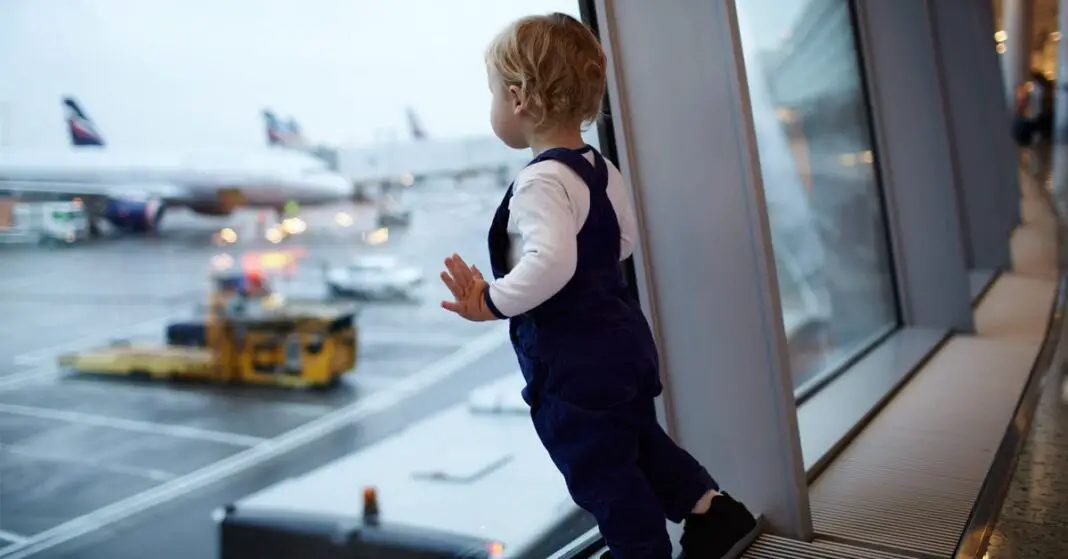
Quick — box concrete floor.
[985,184,1068,558]
[985,365,1068,559]
[0,179,515,558]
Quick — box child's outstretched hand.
[440,253,497,322]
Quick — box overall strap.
[530,146,608,192]
[487,146,610,281]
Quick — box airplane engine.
[188,203,233,217]
[104,197,165,233]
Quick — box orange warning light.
[362,486,380,523]
[488,541,505,557]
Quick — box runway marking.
[0,403,265,447]
[39,379,335,418]
[350,371,401,391]
[0,368,57,393]
[361,329,473,348]
[0,531,27,546]
[0,444,176,483]
[12,316,175,366]
[33,307,95,330]
[0,324,509,559]
[0,271,68,291]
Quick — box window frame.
[785,0,906,404]
[579,0,643,305]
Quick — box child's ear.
[508,85,525,113]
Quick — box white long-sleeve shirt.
[485,152,638,318]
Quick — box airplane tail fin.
[285,117,307,147]
[264,110,286,146]
[406,107,427,140]
[286,117,303,141]
[63,97,105,147]
[264,110,306,148]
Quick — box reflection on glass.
[0,0,595,555]
[736,0,898,393]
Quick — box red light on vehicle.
[488,541,505,557]
[362,486,380,523]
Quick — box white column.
[854,0,975,333]
[594,0,811,539]
[1002,0,1035,104]
[927,0,1020,271]
[1051,0,1068,208]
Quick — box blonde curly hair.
[485,12,607,130]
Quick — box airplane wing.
[0,178,191,202]
[340,135,528,190]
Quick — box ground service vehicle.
[219,495,503,559]
[218,374,595,558]
[58,270,359,388]
[377,193,413,227]
[325,255,424,300]
[0,199,88,245]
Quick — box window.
[0,1,602,556]
[735,0,899,396]
[50,208,85,222]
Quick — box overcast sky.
[0,0,805,151]
[0,0,582,150]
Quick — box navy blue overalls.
[485,146,719,559]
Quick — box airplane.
[263,110,306,149]
[405,107,427,141]
[0,97,353,234]
[260,105,535,191]
[334,107,534,191]
[262,109,342,172]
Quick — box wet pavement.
[0,178,515,557]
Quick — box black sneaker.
[679,492,760,558]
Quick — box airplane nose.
[306,172,352,197]
[331,175,352,196]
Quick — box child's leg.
[533,396,674,559]
[633,399,760,558]
[635,399,719,523]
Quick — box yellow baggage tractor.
[58,269,360,389]
[221,300,360,388]
[57,344,216,381]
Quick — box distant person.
[438,12,759,559]
[1011,74,1054,183]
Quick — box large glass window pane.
[0,0,601,555]
[735,0,898,395]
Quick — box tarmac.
[0,178,517,558]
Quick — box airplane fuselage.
[0,146,351,209]
[336,135,529,189]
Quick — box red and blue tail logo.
[63,97,104,147]
[264,110,286,146]
[263,110,305,147]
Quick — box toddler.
[439,12,760,559]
